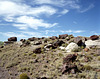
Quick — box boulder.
[59,46,65,50]
[49,36,58,40]
[28,37,36,41]
[34,41,42,45]
[42,37,45,39]
[20,39,26,43]
[85,40,100,48]
[44,44,56,50]
[74,37,82,46]
[4,41,14,45]
[65,42,79,52]
[53,40,64,47]
[63,54,77,64]
[33,47,42,54]
[59,34,68,39]
[84,48,89,52]
[8,37,17,41]
[90,35,99,40]
[0,46,4,48]
[62,64,80,74]
[44,40,65,50]
[74,37,86,47]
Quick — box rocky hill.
[0,34,100,79]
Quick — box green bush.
[20,73,30,79]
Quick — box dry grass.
[0,41,100,79]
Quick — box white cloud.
[61,9,69,14]
[0,1,58,30]
[0,32,27,38]
[60,30,84,33]
[0,31,48,39]
[0,1,57,17]
[13,16,58,30]
[79,4,94,13]
[33,0,80,9]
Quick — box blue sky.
[0,0,99,41]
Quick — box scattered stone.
[74,37,83,46]
[90,35,99,40]
[4,41,14,45]
[84,48,89,52]
[44,44,56,50]
[62,64,80,74]
[85,40,100,48]
[59,34,68,39]
[34,41,42,45]
[8,37,17,41]
[53,40,64,47]
[49,36,58,40]
[59,46,65,50]
[0,46,4,48]
[63,54,77,64]
[33,47,42,54]
[20,39,26,43]
[65,42,79,52]
[28,37,36,41]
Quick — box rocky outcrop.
[90,35,99,40]
[8,37,17,41]
[65,42,79,52]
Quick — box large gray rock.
[85,40,100,48]
[65,42,79,52]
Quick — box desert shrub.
[86,55,93,60]
[58,53,63,57]
[6,61,19,68]
[61,49,66,51]
[83,64,92,70]
[72,48,81,52]
[78,73,86,78]
[62,43,68,47]
[50,47,53,50]
[98,76,100,79]
[0,41,4,46]
[20,73,30,79]
[97,56,100,61]
[32,53,37,58]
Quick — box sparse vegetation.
[0,35,100,79]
